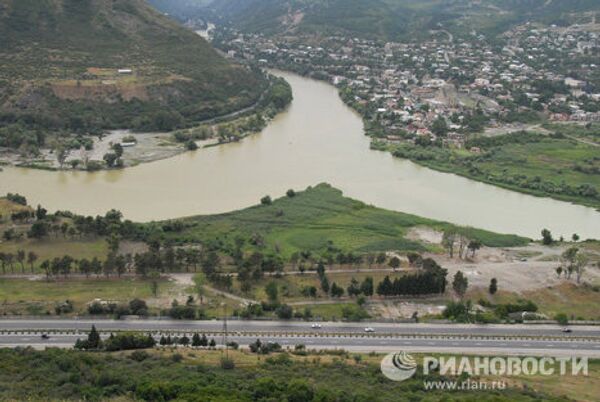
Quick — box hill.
[155,0,599,40]
[0,0,268,152]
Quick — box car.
[311,323,322,329]
[561,328,572,333]
[41,334,50,340]
[364,327,375,333]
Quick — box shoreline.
[0,74,290,173]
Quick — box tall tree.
[489,278,498,295]
[452,271,468,299]
[27,251,38,273]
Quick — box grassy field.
[0,238,108,273]
[387,132,600,208]
[158,183,528,259]
[469,281,600,321]
[0,277,173,315]
[0,198,32,220]
[234,271,404,302]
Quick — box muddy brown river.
[1,72,600,239]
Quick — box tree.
[489,278,498,295]
[179,335,190,347]
[103,152,118,168]
[88,325,101,349]
[575,252,589,284]
[360,277,374,297]
[452,271,468,299]
[388,256,401,270]
[129,299,148,316]
[442,230,457,258]
[467,240,482,258]
[541,229,554,245]
[265,281,279,302]
[572,233,580,242]
[16,250,26,273]
[200,334,208,347]
[276,304,293,319]
[330,282,344,298]
[149,271,160,297]
[28,221,48,239]
[27,251,38,273]
[286,189,296,197]
[55,144,69,169]
[555,313,569,326]
[192,273,206,304]
[561,247,579,280]
[260,196,272,205]
[555,266,563,278]
[347,277,361,297]
[320,275,330,294]
[431,116,448,137]
[192,333,201,347]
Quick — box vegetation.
[153,183,528,260]
[0,0,268,154]
[0,347,573,401]
[162,0,600,41]
[384,131,600,208]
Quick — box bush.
[104,333,156,352]
[275,304,293,319]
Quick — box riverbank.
[0,75,292,172]
[267,65,600,210]
[370,127,600,211]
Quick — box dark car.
[41,334,50,339]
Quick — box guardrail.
[2,329,599,343]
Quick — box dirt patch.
[406,226,443,244]
[367,300,446,319]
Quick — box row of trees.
[0,250,38,274]
[377,260,448,297]
[441,230,482,259]
[556,246,589,283]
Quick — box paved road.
[2,319,599,338]
[1,333,599,357]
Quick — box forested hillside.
[152,0,599,40]
[0,0,267,152]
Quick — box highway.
[1,319,600,356]
[1,333,599,357]
[1,319,599,338]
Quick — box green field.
[0,277,173,315]
[386,132,600,208]
[156,183,528,259]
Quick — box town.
[215,21,600,150]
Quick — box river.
[1,72,600,239]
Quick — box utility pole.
[221,303,228,359]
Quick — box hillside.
[156,0,599,40]
[0,0,268,152]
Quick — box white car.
[364,327,375,333]
[311,323,322,329]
